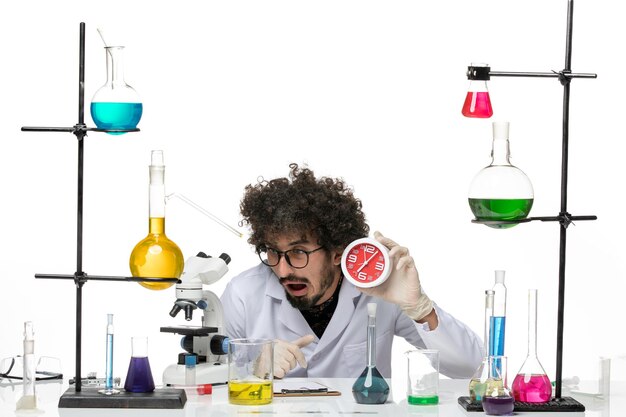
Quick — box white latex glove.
[358,231,433,321]
[273,335,315,378]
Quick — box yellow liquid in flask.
[129,217,184,290]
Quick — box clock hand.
[356,250,379,273]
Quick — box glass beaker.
[228,339,273,405]
[123,337,155,393]
[352,303,389,404]
[90,46,143,134]
[406,349,439,405]
[511,289,552,403]
[482,356,514,416]
[468,122,534,228]
[129,150,184,290]
[462,63,493,118]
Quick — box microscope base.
[163,361,228,386]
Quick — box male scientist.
[221,163,483,378]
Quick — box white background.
[1,0,624,388]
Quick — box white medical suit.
[221,263,483,378]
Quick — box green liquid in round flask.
[468,122,534,228]
[129,150,184,290]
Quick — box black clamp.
[556,70,572,86]
[558,212,574,229]
[467,65,491,81]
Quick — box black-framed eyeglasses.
[0,355,63,381]
[257,246,325,269]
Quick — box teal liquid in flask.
[91,46,143,134]
[352,303,389,404]
[468,122,534,228]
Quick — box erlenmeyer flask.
[469,290,494,402]
[482,355,514,415]
[511,289,552,403]
[468,122,534,228]
[352,303,389,404]
[91,46,143,134]
[462,63,493,118]
[124,337,155,393]
[129,150,184,290]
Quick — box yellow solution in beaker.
[228,380,273,405]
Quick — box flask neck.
[468,80,489,93]
[149,165,166,224]
[526,290,539,357]
[491,138,512,166]
[105,46,126,86]
[131,337,149,358]
[367,315,376,367]
[149,217,166,235]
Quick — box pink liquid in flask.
[462,91,493,118]
[511,374,552,403]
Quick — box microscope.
[161,252,231,386]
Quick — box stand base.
[58,387,187,409]
[458,396,585,412]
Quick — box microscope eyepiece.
[219,253,231,265]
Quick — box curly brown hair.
[240,163,369,251]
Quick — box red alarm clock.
[341,237,392,288]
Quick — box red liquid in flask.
[462,91,493,118]
[511,374,551,403]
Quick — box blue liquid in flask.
[91,102,143,134]
[124,357,155,393]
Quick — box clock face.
[341,237,391,288]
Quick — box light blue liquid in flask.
[91,102,143,134]
[352,303,389,404]
[91,46,142,134]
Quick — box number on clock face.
[345,244,385,282]
[341,237,391,288]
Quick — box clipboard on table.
[273,381,341,397]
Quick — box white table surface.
[1,378,622,417]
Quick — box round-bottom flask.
[91,46,143,134]
[129,151,184,290]
[482,355,514,416]
[468,122,533,228]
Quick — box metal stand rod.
[489,71,596,79]
[554,0,576,400]
[73,21,87,394]
[35,273,180,283]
